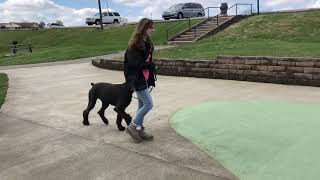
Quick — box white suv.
[86,12,127,25]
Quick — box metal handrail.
[203,7,220,18]
[194,3,253,39]
[215,3,253,26]
[166,3,254,42]
[193,4,237,39]
[166,17,191,41]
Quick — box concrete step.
[207,19,229,23]
[172,37,196,41]
[193,27,213,31]
[193,25,212,29]
[179,34,201,38]
[198,25,216,28]
[203,21,222,25]
[184,31,207,35]
[207,20,230,25]
[188,29,210,34]
[167,41,194,45]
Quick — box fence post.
[29,44,32,53]
[166,30,168,41]
[251,4,253,15]
[13,44,17,54]
[189,18,190,28]
[216,15,219,26]
[208,8,209,18]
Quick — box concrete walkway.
[0,58,233,180]
[1,57,320,180]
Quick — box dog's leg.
[114,106,132,130]
[83,92,97,126]
[116,114,125,131]
[98,104,109,125]
[122,109,132,126]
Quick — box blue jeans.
[133,88,153,127]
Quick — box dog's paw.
[118,126,126,131]
[83,121,90,126]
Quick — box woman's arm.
[126,48,145,70]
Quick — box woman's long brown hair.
[128,18,154,50]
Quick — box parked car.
[162,3,205,20]
[86,11,127,25]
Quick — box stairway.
[167,16,235,44]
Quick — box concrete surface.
[1,56,320,180]
[0,58,233,180]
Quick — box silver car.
[162,3,205,20]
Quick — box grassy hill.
[0,19,201,66]
[156,11,320,59]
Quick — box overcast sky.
[0,0,319,26]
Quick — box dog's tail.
[91,83,95,86]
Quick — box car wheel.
[95,20,101,25]
[113,19,119,24]
[177,12,183,19]
[198,13,203,17]
[164,18,170,20]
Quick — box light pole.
[107,0,109,12]
[98,0,104,30]
[257,0,260,15]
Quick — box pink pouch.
[143,54,151,81]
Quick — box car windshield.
[168,4,183,10]
[94,13,100,16]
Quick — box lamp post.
[98,0,104,30]
[107,0,109,12]
[257,0,260,15]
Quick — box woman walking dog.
[124,18,157,143]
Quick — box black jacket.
[124,42,156,91]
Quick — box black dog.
[82,82,134,131]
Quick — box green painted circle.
[170,101,320,180]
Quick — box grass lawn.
[155,11,320,59]
[170,100,320,180]
[0,73,8,109]
[0,19,202,66]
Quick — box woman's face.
[145,25,155,37]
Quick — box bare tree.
[39,21,46,28]
[56,20,64,26]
